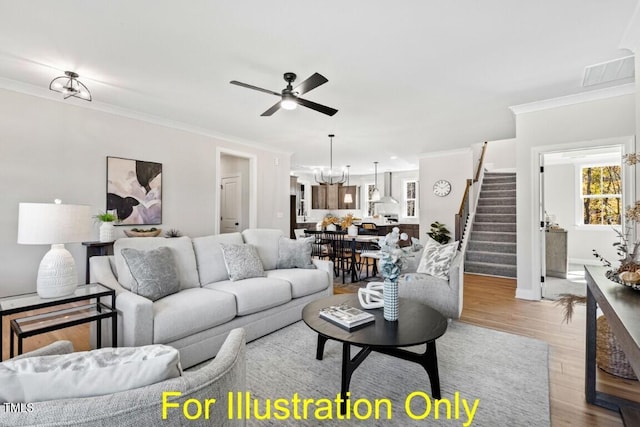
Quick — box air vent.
[583,55,635,87]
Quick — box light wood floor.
[2,274,639,426]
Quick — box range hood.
[374,172,399,204]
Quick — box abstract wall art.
[106,156,162,225]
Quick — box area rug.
[244,321,549,426]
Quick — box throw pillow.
[219,243,266,281]
[416,237,458,280]
[276,236,317,269]
[121,247,180,301]
[0,344,181,403]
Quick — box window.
[580,165,621,225]
[366,183,376,216]
[404,180,418,218]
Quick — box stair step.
[472,222,516,232]
[483,176,516,183]
[477,197,516,206]
[474,214,517,224]
[482,182,516,191]
[479,189,517,198]
[470,231,517,243]
[466,250,516,265]
[468,241,516,254]
[476,205,516,214]
[464,261,517,278]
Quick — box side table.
[0,283,117,361]
[82,241,114,283]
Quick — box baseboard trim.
[515,287,539,301]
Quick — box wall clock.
[433,180,451,197]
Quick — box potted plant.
[340,214,359,236]
[427,221,451,244]
[94,211,117,242]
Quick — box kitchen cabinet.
[312,184,359,209]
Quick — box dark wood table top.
[302,294,448,348]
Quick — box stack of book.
[319,304,375,330]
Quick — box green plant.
[427,221,451,244]
[94,211,117,222]
[165,229,182,238]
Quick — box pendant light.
[314,134,346,185]
[371,161,381,201]
[343,165,353,204]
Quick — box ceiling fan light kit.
[230,72,337,116]
[49,71,92,101]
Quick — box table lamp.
[17,199,91,298]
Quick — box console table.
[82,240,114,283]
[585,266,640,425]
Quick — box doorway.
[216,149,257,234]
[538,138,634,299]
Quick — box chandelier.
[314,134,346,185]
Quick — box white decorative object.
[17,200,91,298]
[358,282,384,309]
[348,224,358,237]
[99,222,115,242]
[326,223,337,232]
[383,280,399,321]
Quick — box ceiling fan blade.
[261,101,282,116]
[230,80,280,97]
[294,73,328,96]
[297,97,338,116]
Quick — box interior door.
[220,175,241,233]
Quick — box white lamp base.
[36,244,78,298]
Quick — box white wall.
[544,163,621,265]
[0,89,290,297]
[514,92,635,300]
[484,138,516,172]
[419,148,474,240]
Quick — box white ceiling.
[0,1,636,175]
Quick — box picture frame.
[106,156,162,225]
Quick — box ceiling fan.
[230,72,338,117]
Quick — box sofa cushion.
[121,247,180,301]
[153,288,237,343]
[266,268,330,298]
[417,237,459,280]
[192,233,243,284]
[241,229,283,271]
[276,236,316,269]
[114,236,200,290]
[0,345,181,403]
[220,243,266,281]
[204,277,291,316]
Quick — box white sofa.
[91,229,333,368]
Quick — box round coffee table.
[302,293,448,414]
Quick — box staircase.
[465,172,517,278]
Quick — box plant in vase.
[340,213,360,236]
[321,215,340,231]
[377,227,410,321]
[94,211,118,242]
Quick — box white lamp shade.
[371,188,381,202]
[344,193,353,204]
[18,202,91,244]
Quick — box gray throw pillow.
[219,243,266,281]
[416,237,458,280]
[121,247,180,301]
[276,236,317,269]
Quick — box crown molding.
[509,83,635,115]
[0,77,293,156]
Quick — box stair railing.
[454,142,488,244]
